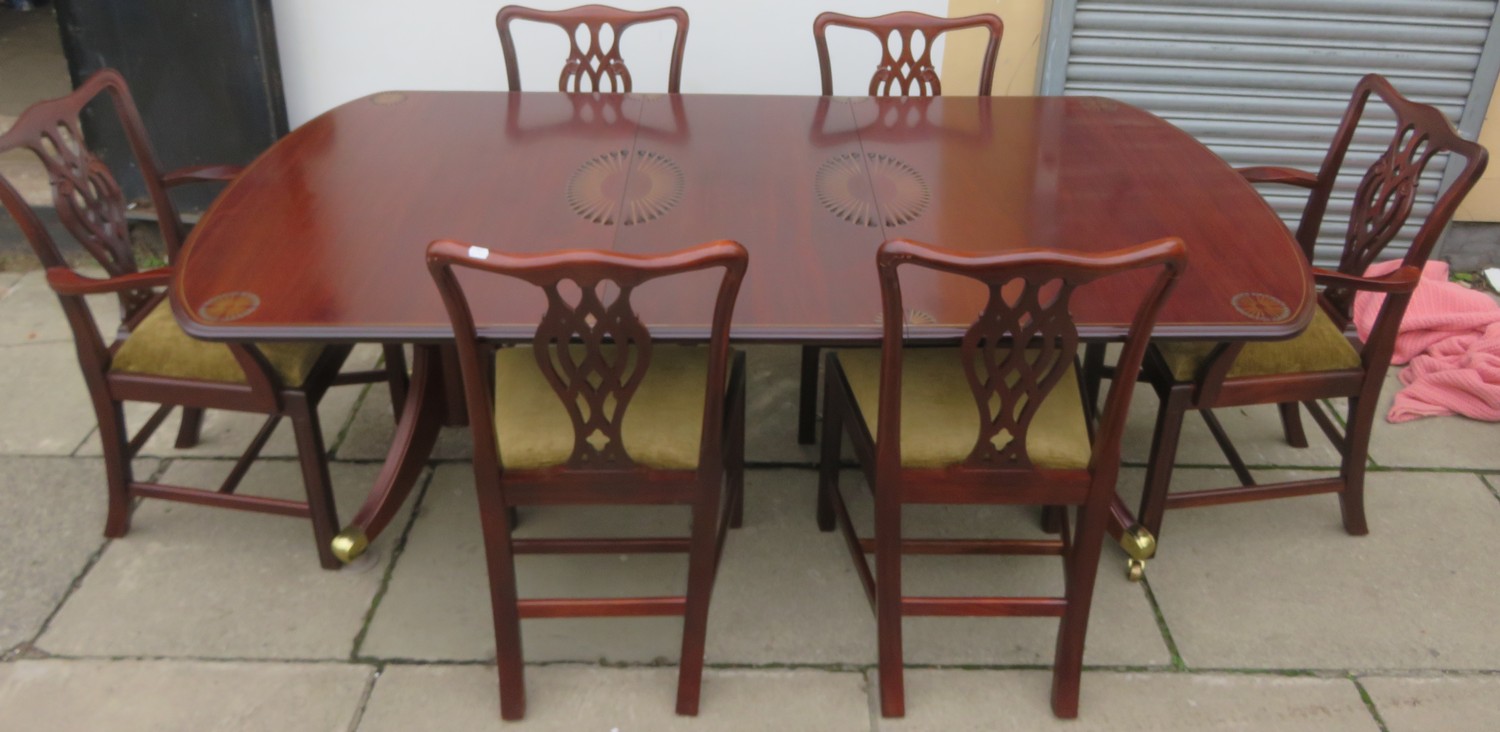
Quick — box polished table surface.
[172,91,1313,344]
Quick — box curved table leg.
[331,344,446,563]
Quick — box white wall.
[271,0,947,126]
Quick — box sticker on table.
[369,92,406,105]
[566,149,684,226]
[198,291,261,322]
[1231,292,1290,322]
[815,152,929,228]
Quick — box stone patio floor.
[0,268,1497,731]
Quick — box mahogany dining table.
[170,90,1314,562]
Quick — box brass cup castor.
[331,528,369,564]
[1126,558,1146,582]
[1118,525,1155,582]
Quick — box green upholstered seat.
[110,300,323,387]
[1155,307,1362,383]
[836,348,1092,470]
[493,345,711,471]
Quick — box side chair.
[497,4,689,93]
[818,237,1186,718]
[798,9,1003,445]
[426,238,748,720]
[0,69,406,569]
[1091,73,1488,580]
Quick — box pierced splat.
[498,5,689,94]
[959,277,1079,468]
[814,11,1003,97]
[533,276,654,468]
[1340,124,1436,277]
[32,119,134,277]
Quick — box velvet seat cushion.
[836,348,1092,470]
[493,345,712,471]
[1155,306,1362,383]
[110,300,323,387]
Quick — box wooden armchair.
[818,237,1185,718]
[426,238,747,720]
[1102,74,1488,580]
[497,4,689,93]
[0,69,404,569]
[797,10,1003,445]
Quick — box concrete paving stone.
[742,344,820,465]
[1143,469,1500,670]
[1360,675,1500,732]
[0,269,119,346]
[0,341,98,455]
[0,457,155,652]
[0,659,372,732]
[1118,380,1344,469]
[0,271,19,300]
[361,467,1169,668]
[334,392,473,462]
[357,663,870,732]
[38,459,415,659]
[1360,373,1500,469]
[873,669,1378,731]
[74,343,384,460]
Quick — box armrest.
[162,164,244,188]
[1236,166,1319,189]
[1312,265,1420,294]
[46,266,172,296]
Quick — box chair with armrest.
[426,238,747,720]
[818,236,1185,718]
[1093,73,1488,580]
[0,69,405,569]
[497,4,688,93]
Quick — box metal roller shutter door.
[1041,0,1500,265]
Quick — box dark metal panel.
[53,0,286,212]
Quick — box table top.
[172,91,1313,344]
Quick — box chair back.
[872,238,1185,479]
[1299,74,1488,313]
[814,11,1002,97]
[497,4,689,94]
[428,239,746,474]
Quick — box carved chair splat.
[814,10,1003,98]
[497,4,689,93]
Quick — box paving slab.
[0,269,119,346]
[38,460,415,659]
[0,272,19,300]
[742,344,820,465]
[335,395,474,461]
[0,659,372,732]
[1143,469,1500,670]
[0,341,98,455]
[873,669,1378,731]
[1360,675,1500,732]
[357,663,870,732]
[1118,379,1343,469]
[1362,373,1500,469]
[362,467,1169,667]
[0,457,156,653]
[74,344,384,460]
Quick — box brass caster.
[1126,558,1146,582]
[1118,524,1157,561]
[331,527,369,564]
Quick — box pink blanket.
[1353,260,1500,422]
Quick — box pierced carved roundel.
[816,152,930,228]
[1231,292,1290,322]
[198,291,260,322]
[566,149,684,226]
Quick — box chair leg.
[382,344,409,421]
[874,471,906,718]
[474,476,527,721]
[1051,500,1109,719]
[287,395,342,570]
[817,361,842,532]
[1082,342,1107,416]
[97,399,134,538]
[798,345,820,445]
[1040,506,1065,534]
[1338,394,1375,536]
[174,407,205,449]
[1138,385,1192,543]
[676,469,726,716]
[1277,402,1309,448]
[727,359,747,530]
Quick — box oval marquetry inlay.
[1231,292,1290,322]
[815,152,929,228]
[566,149,684,226]
[369,92,407,105]
[199,291,261,322]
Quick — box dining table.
[169,90,1314,563]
